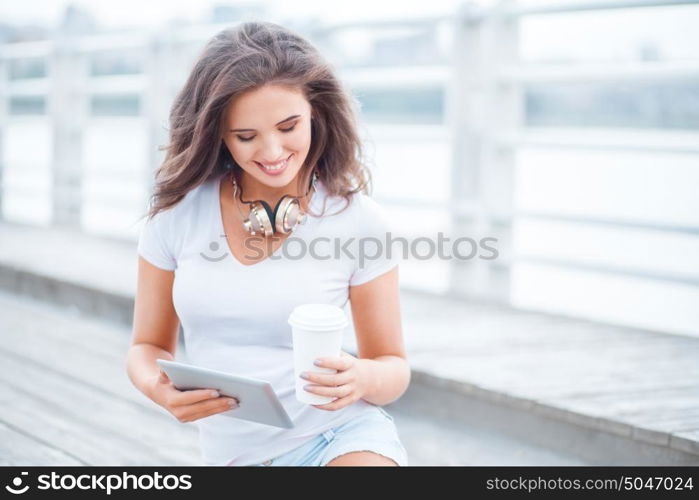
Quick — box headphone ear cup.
[272,197,286,234]
[257,200,276,236]
[274,196,302,234]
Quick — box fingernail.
[300,372,309,380]
[228,399,238,407]
[313,360,322,366]
[210,390,220,398]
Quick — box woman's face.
[221,84,313,191]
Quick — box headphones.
[230,169,317,237]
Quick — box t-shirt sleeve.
[349,195,401,287]
[137,208,178,271]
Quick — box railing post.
[49,30,88,229]
[446,3,485,300]
[143,28,175,204]
[447,0,519,303]
[481,0,520,303]
[0,57,6,222]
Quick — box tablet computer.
[156,359,294,429]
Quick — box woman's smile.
[254,153,293,176]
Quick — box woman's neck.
[229,170,315,211]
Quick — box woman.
[127,21,410,467]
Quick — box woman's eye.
[235,125,295,142]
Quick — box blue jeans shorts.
[252,406,408,466]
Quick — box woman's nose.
[258,136,285,162]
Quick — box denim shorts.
[251,406,408,466]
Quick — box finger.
[184,397,238,418]
[314,355,353,372]
[311,393,355,411]
[158,370,170,383]
[181,398,239,423]
[305,383,353,399]
[301,369,351,387]
[172,388,223,406]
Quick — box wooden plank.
[0,291,132,362]
[0,291,191,420]
[0,290,204,465]
[0,349,200,465]
[0,421,84,465]
[0,309,162,413]
[0,382,174,466]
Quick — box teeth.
[259,157,289,171]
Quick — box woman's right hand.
[150,369,239,423]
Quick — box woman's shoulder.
[349,191,387,216]
[316,185,394,235]
[343,189,391,224]
[314,181,382,214]
[149,177,216,221]
[137,178,216,267]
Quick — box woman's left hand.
[301,351,369,411]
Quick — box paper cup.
[288,304,348,405]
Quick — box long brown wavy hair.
[143,21,370,220]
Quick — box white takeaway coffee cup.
[288,303,348,405]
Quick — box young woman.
[127,21,410,467]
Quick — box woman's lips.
[255,154,292,176]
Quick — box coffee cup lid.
[288,303,348,332]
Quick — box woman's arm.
[349,266,410,406]
[127,256,181,400]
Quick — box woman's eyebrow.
[229,114,300,132]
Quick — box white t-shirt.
[137,173,399,466]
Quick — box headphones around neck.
[230,170,317,237]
